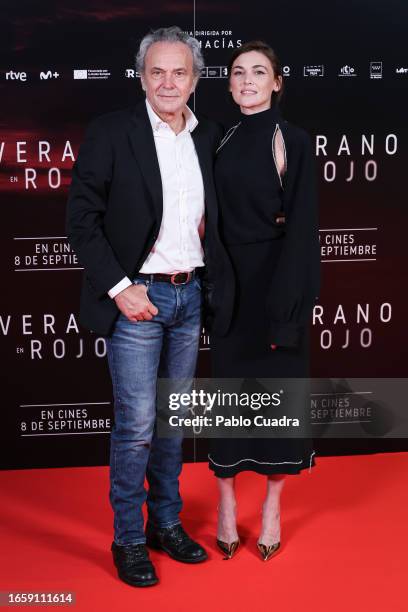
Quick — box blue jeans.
[106,275,202,545]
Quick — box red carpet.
[1,453,407,611]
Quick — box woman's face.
[229,50,282,114]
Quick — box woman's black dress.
[208,104,320,478]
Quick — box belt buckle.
[170,272,191,285]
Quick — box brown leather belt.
[136,270,196,285]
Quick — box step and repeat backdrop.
[1,0,407,469]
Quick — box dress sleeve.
[266,130,321,348]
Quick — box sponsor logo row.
[3,63,408,81]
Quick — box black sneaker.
[111,542,158,587]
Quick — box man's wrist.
[108,277,132,299]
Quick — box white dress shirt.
[108,99,205,299]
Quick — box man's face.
[141,41,197,117]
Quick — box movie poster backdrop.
[1,0,407,468]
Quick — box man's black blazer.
[66,99,234,337]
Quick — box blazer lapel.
[128,102,163,223]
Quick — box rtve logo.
[5,70,27,81]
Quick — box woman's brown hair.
[227,40,284,103]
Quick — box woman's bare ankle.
[217,502,238,542]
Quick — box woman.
[209,41,320,561]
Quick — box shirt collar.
[145,98,198,134]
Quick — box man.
[66,26,234,587]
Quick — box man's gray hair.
[136,26,204,76]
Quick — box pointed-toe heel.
[257,541,281,561]
[216,538,240,560]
